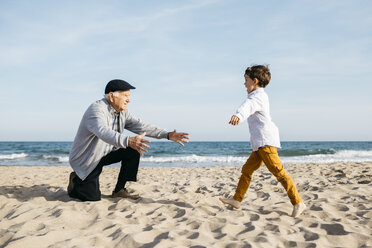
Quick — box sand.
[0,162,371,248]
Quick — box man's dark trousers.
[69,147,140,201]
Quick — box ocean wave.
[0,153,28,159]
[142,154,246,164]
[1,149,371,166]
[42,155,69,163]
[141,150,372,165]
[282,150,372,164]
[279,148,336,157]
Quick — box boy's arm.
[230,97,262,125]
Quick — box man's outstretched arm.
[168,129,189,146]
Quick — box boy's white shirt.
[235,88,281,151]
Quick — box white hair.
[104,91,119,100]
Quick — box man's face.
[110,90,131,112]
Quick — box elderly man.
[68,79,189,201]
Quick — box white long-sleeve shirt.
[235,88,281,151]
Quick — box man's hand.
[128,132,150,156]
[168,129,189,146]
[229,115,240,126]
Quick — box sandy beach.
[0,162,371,248]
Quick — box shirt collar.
[248,88,264,97]
[103,98,120,116]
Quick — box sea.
[0,141,371,168]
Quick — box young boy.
[219,65,306,218]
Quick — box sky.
[0,0,371,141]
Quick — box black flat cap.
[105,79,135,94]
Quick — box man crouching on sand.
[68,79,189,201]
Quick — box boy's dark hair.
[245,65,271,88]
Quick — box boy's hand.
[229,115,240,126]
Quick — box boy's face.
[244,74,258,93]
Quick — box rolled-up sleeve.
[235,97,262,122]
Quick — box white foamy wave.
[42,155,69,163]
[141,150,372,165]
[0,153,28,159]
[281,150,372,164]
[142,155,247,164]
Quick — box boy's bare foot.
[219,197,241,209]
[291,202,306,217]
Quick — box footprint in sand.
[187,220,201,230]
[283,240,299,247]
[195,186,213,194]
[265,223,280,233]
[250,213,260,221]
[308,223,318,228]
[358,180,370,184]
[303,229,320,241]
[320,223,349,235]
[256,192,270,201]
[335,204,349,212]
[187,232,199,239]
[258,207,271,215]
[237,222,255,235]
[254,236,268,243]
[310,203,323,211]
[172,208,186,218]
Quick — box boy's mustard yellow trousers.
[233,146,302,205]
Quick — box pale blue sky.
[0,0,371,141]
